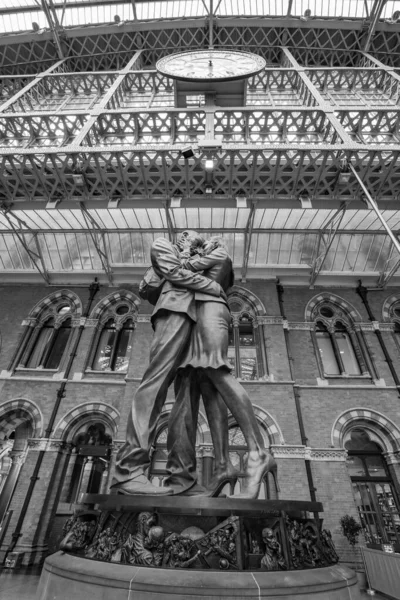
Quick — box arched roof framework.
[0,4,400,288]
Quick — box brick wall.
[0,281,399,566]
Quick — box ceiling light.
[205,186,213,195]
[205,159,214,171]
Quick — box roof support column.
[40,0,65,59]
[79,202,114,285]
[363,0,387,52]
[241,200,257,283]
[0,206,50,284]
[349,164,400,287]
[309,202,348,288]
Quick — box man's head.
[176,230,204,254]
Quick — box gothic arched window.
[92,318,134,372]
[87,299,137,374]
[312,303,368,377]
[64,423,112,504]
[149,426,168,487]
[16,298,77,371]
[228,313,266,380]
[26,315,72,369]
[345,428,400,548]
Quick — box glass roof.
[1,207,400,233]
[0,207,398,282]
[0,0,399,35]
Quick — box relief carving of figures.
[164,533,200,569]
[198,517,239,569]
[60,515,97,552]
[320,529,339,564]
[260,527,287,571]
[120,512,165,567]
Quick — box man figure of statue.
[111,231,228,496]
[165,237,277,499]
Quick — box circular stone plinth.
[37,552,361,600]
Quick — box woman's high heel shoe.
[206,467,238,497]
[231,453,278,500]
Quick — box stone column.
[0,449,26,524]
[0,439,72,566]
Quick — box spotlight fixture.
[235,195,247,208]
[180,147,195,159]
[170,196,182,208]
[389,10,400,23]
[46,198,61,209]
[338,158,351,185]
[205,186,213,195]
[108,197,121,209]
[114,14,121,23]
[32,22,40,32]
[204,159,214,171]
[298,192,312,209]
[72,173,85,186]
[301,8,312,20]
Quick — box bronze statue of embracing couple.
[111,231,277,498]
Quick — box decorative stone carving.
[136,315,152,323]
[310,448,348,462]
[28,438,71,453]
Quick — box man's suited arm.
[181,247,226,272]
[151,238,222,296]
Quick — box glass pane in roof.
[59,4,134,27]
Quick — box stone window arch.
[227,287,268,380]
[382,295,400,354]
[86,291,139,373]
[344,427,400,549]
[310,300,371,378]
[60,422,113,505]
[11,290,81,372]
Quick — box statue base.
[37,494,361,600]
[37,551,361,600]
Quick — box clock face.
[156,50,266,82]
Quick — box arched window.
[312,303,367,377]
[149,427,168,487]
[345,428,400,548]
[87,296,138,374]
[64,423,112,503]
[15,296,78,372]
[92,317,134,372]
[26,316,72,369]
[228,314,265,380]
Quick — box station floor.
[0,568,391,600]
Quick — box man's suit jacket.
[150,237,222,324]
